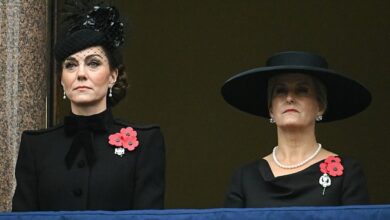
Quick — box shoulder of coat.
[22,124,64,135]
[113,118,161,131]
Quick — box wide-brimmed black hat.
[221,51,371,122]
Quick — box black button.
[77,160,85,168]
[73,188,83,197]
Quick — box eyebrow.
[64,57,77,62]
[65,54,104,62]
[85,54,104,60]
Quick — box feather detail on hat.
[60,0,106,31]
[55,0,124,62]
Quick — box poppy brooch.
[108,127,139,156]
[319,156,344,195]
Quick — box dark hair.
[102,45,128,107]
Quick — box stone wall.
[0,0,48,211]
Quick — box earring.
[316,115,323,122]
[109,87,113,97]
[63,91,66,100]
[269,118,275,124]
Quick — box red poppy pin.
[319,156,344,195]
[108,127,139,156]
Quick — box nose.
[76,64,87,80]
[286,91,295,103]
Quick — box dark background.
[53,1,390,208]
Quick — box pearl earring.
[269,118,275,123]
[63,91,66,100]
[109,87,113,97]
[316,115,323,122]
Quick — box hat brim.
[55,29,106,62]
[221,66,371,122]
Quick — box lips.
[283,109,299,113]
[74,86,92,90]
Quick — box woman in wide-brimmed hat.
[222,51,371,207]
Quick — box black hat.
[55,4,124,63]
[221,51,371,122]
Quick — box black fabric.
[266,51,329,68]
[54,29,107,62]
[64,109,109,135]
[64,110,109,169]
[224,156,369,208]
[12,111,165,211]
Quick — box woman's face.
[269,73,324,129]
[61,46,117,113]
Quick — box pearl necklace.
[272,143,322,169]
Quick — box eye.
[274,87,287,95]
[296,86,309,94]
[88,59,101,68]
[63,61,77,70]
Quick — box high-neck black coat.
[12,110,165,211]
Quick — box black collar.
[64,109,113,169]
[64,109,113,135]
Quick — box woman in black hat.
[222,51,371,207]
[13,2,165,211]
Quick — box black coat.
[12,110,165,211]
